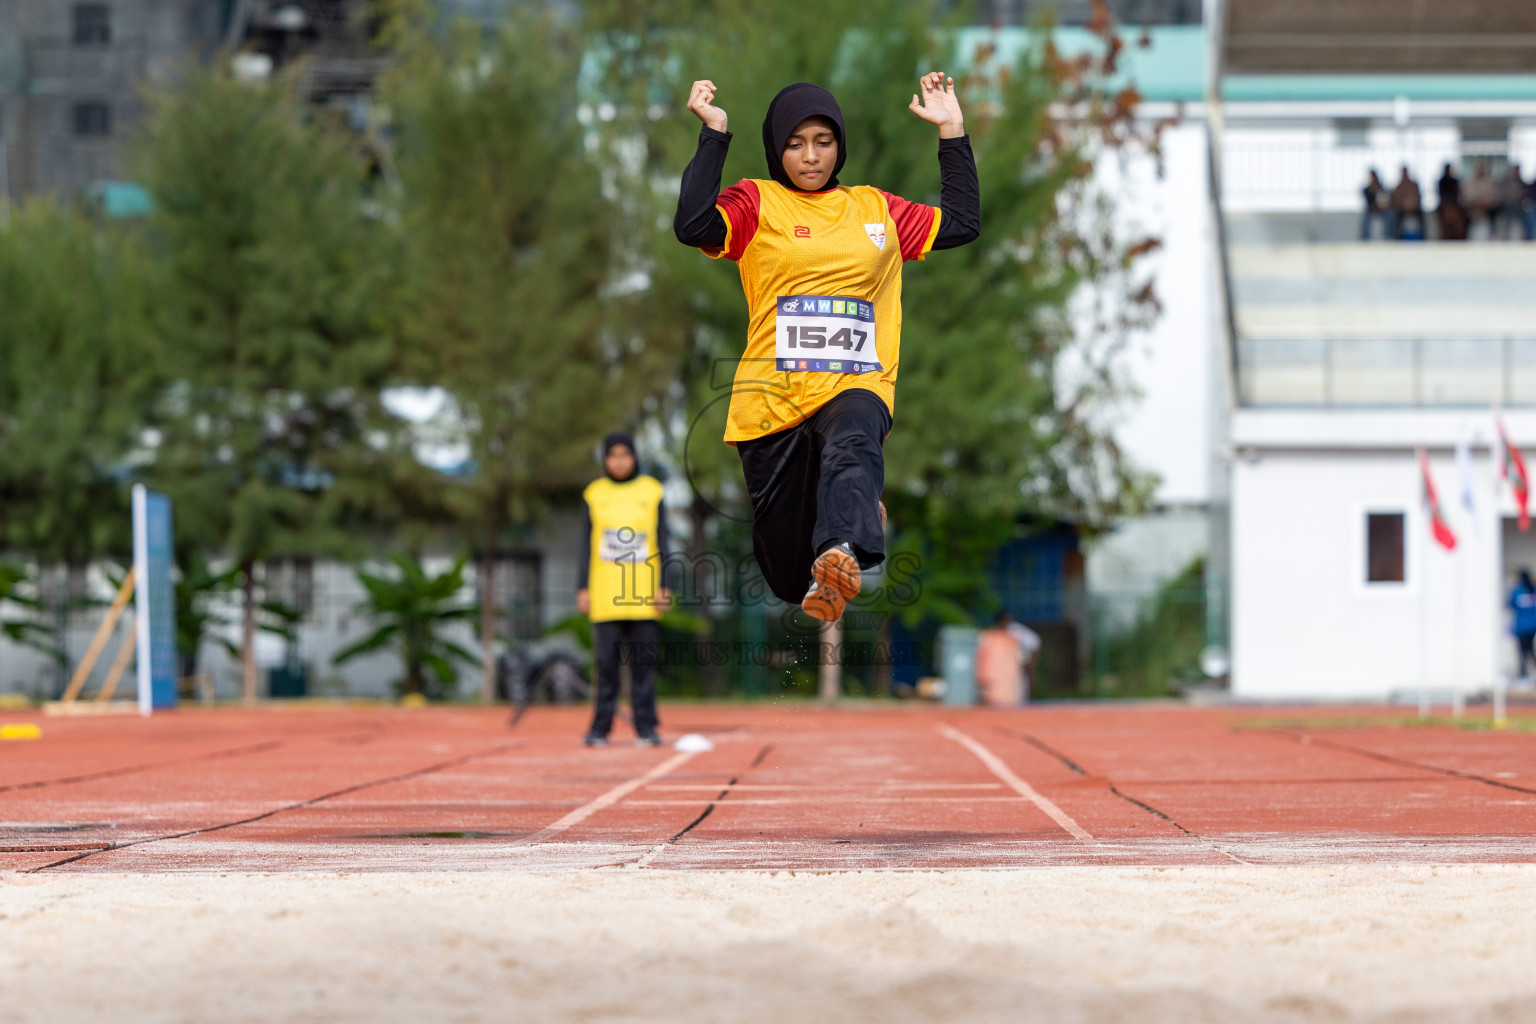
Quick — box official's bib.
[774,295,882,374]
[598,528,648,563]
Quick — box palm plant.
[173,553,241,680]
[0,562,61,664]
[332,554,478,697]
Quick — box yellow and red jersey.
[704,179,940,444]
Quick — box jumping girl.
[673,73,980,622]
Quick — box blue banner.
[133,485,178,713]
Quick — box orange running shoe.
[801,543,862,622]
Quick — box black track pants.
[735,388,891,604]
[588,619,660,738]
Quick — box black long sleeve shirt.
[673,126,981,250]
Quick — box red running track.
[1,703,1534,873]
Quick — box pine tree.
[0,201,149,566]
[383,7,680,701]
[130,69,397,702]
[0,201,152,691]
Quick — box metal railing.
[1239,336,1536,407]
[1221,133,1536,214]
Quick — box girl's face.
[781,116,838,190]
[604,445,635,480]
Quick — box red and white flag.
[1419,448,1457,551]
[1494,412,1531,532]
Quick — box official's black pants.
[588,619,660,738]
[736,388,891,604]
[1518,632,1536,679]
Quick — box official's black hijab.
[602,431,638,482]
[762,83,846,192]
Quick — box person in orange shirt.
[674,73,980,622]
[975,611,1041,706]
[975,619,1024,707]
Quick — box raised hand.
[687,79,728,133]
[908,72,964,139]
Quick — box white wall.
[1086,506,1208,585]
[1082,121,1217,610]
[1101,121,1216,507]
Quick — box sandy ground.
[4,865,1536,1023]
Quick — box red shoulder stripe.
[712,180,762,261]
[881,191,939,262]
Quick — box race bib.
[774,295,881,374]
[598,528,648,563]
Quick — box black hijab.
[602,431,637,482]
[762,83,846,192]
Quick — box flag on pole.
[1494,412,1530,532]
[1419,447,1457,551]
[1455,435,1479,535]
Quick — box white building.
[1212,0,1536,698]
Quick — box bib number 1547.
[783,324,868,351]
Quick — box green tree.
[1094,556,1206,698]
[0,200,152,687]
[383,7,681,702]
[130,68,399,703]
[332,554,478,696]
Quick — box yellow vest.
[583,475,664,622]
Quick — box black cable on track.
[0,739,286,795]
[26,741,526,873]
[1007,728,1249,864]
[1274,730,1536,798]
[648,742,774,853]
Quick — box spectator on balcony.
[1498,165,1527,240]
[1525,171,1536,241]
[1464,162,1498,239]
[1435,164,1467,241]
[1499,166,1536,242]
[1389,165,1423,240]
[1360,169,1388,240]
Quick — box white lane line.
[517,751,699,846]
[938,724,1095,843]
[624,796,1033,807]
[635,792,1007,798]
[629,838,673,869]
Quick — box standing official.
[577,433,671,747]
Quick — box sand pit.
[5,865,1536,1023]
[7,707,1536,1019]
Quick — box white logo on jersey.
[864,223,887,250]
